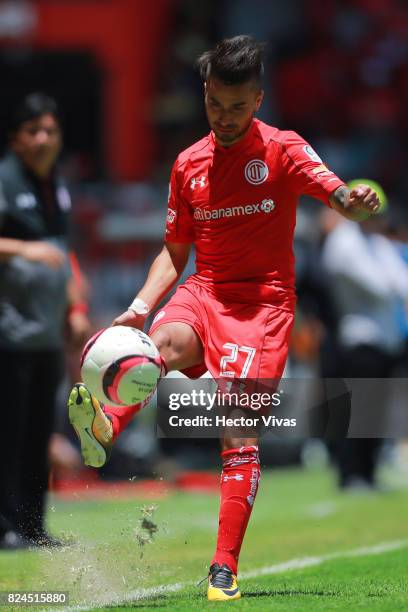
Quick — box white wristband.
[128,297,150,316]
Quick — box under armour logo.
[190,175,206,190]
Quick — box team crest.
[244,159,269,185]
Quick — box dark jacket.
[0,152,72,350]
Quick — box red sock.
[105,356,167,440]
[104,402,144,440]
[212,445,260,575]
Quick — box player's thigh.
[207,306,293,380]
[150,322,204,371]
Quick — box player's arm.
[137,241,191,308]
[281,133,380,222]
[113,156,193,329]
[112,241,191,329]
[329,184,380,222]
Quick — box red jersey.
[165,119,344,311]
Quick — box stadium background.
[0,1,408,609]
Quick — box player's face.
[205,76,263,147]
[12,113,62,177]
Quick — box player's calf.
[211,445,260,579]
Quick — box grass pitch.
[0,466,407,610]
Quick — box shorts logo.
[245,159,269,185]
[152,311,166,325]
[167,208,176,224]
[303,145,322,163]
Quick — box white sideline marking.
[48,539,408,612]
[241,539,408,579]
[306,500,338,518]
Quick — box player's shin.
[212,445,260,574]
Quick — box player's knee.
[222,436,259,451]
[151,326,186,364]
[151,327,172,353]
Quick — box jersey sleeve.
[281,132,345,206]
[164,159,195,243]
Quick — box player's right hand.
[111,309,146,330]
[20,241,66,268]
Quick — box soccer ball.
[80,326,161,407]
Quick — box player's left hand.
[348,184,381,215]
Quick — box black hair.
[10,92,60,133]
[197,35,265,86]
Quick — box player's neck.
[214,119,256,149]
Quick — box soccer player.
[68,36,380,600]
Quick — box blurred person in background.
[68,37,380,601]
[384,207,408,368]
[321,181,408,491]
[0,93,90,549]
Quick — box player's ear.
[255,89,264,112]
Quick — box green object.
[1,467,408,609]
[348,178,388,214]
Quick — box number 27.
[220,343,256,378]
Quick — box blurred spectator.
[321,191,408,490]
[153,1,216,179]
[0,93,90,549]
[383,206,408,366]
[275,0,408,197]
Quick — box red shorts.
[149,281,294,380]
